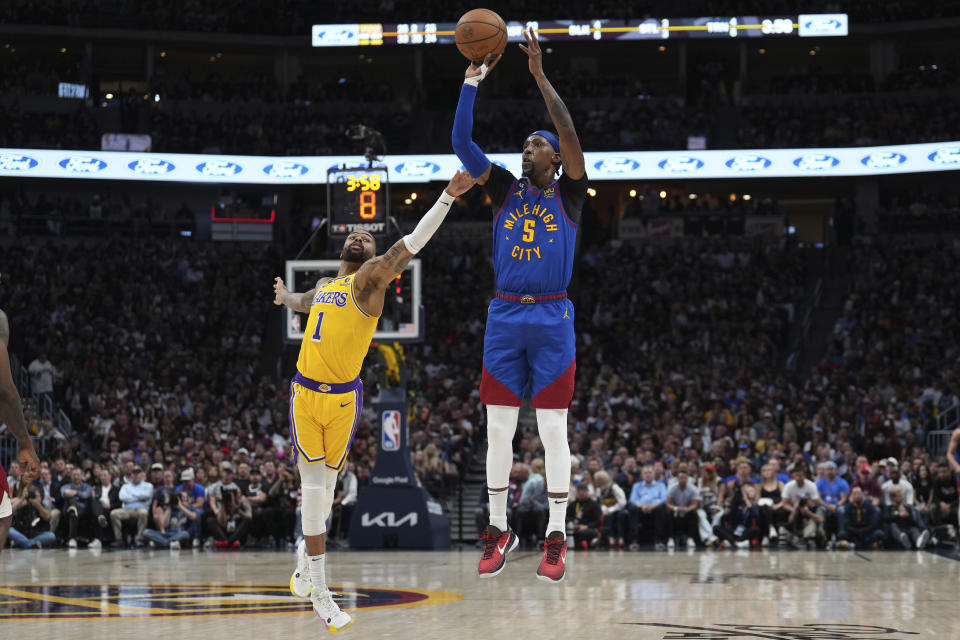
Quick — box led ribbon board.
[0,142,957,184]
[311,14,848,46]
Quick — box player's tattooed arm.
[351,241,415,317]
[520,27,586,180]
[358,241,415,292]
[273,277,330,313]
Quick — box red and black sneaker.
[477,525,519,578]
[536,532,567,583]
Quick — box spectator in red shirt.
[851,464,883,507]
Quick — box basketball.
[455,8,507,62]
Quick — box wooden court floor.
[1,547,957,639]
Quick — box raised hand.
[518,27,544,78]
[464,52,502,83]
[273,277,289,306]
[444,170,477,197]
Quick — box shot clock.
[327,167,389,236]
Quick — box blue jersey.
[478,165,588,410]
[484,166,587,295]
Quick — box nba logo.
[382,410,401,452]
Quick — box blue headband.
[529,130,561,155]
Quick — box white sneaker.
[666,538,675,550]
[68,539,78,549]
[761,537,770,547]
[735,540,750,549]
[170,540,181,551]
[192,537,200,548]
[916,530,931,550]
[88,538,102,550]
[686,537,696,550]
[290,539,312,598]
[312,590,353,633]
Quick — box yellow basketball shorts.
[287,376,362,471]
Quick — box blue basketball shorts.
[479,296,576,409]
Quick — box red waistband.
[496,292,567,304]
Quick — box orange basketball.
[455,9,507,63]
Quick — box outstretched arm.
[273,277,331,313]
[451,53,501,185]
[0,307,40,483]
[353,171,475,317]
[520,28,585,180]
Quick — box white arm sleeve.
[402,191,455,255]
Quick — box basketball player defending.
[272,170,474,632]
[0,280,43,552]
[452,28,588,582]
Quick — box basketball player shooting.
[0,275,43,553]
[272,170,474,633]
[451,27,588,583]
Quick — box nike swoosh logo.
[553,500,566,504]
[497,539,508,555]
[340,402,352,408]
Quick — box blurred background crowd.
[1,0,959,552]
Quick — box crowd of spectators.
[737,94,960,148]
[145,101,411,156]
[2,45,957,154]
[5,0,960,34]
[4,89,955,155]
[0,98,409,157]
[761,71,875,96]
[479,234,960,551]
[877,194,960,234]
[2,202,959,553]
[0,225,485,549]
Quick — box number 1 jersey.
[296,273,379,383]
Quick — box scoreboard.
[312,14,848,47]
[327,167,389,236]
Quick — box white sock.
[547,497,568,536]
[488,489,508,532]
[308,554,326,592]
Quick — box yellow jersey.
[295,273,379,383]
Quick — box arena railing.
[926,430,954,460]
